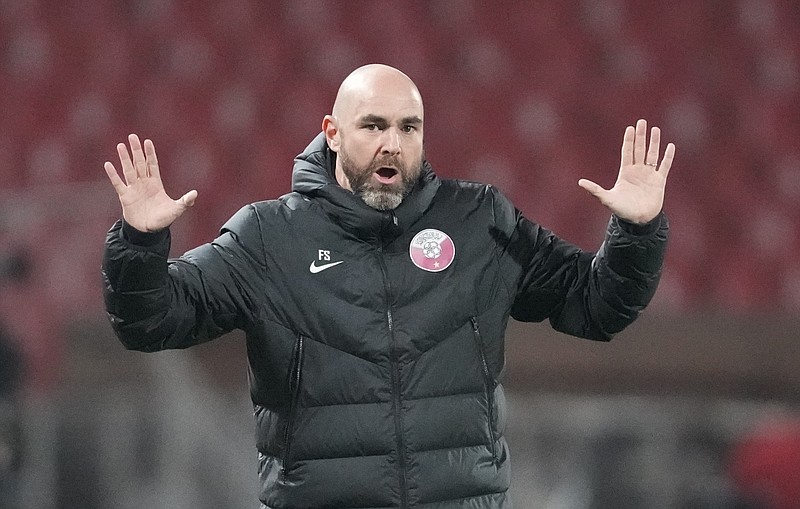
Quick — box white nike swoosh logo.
[309,260,344,274]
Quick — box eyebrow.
[400,116,423,126]
[358,114,423,126]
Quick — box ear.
[322,115,340,152]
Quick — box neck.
[334,164,352,191]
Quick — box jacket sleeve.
[102,204,267,352]
[492,187,668,341]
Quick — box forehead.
[351,93,423,121]
[344,76,423,123]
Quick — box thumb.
[577,178,607,200]
[178,190,198,208]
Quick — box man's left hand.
[578,119,675,224]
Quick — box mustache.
[369,156,404,171]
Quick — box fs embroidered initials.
[309,250,343,273]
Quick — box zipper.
[470,317,498,464]
[281,334,305,480]
[378,245,409,508]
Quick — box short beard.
[339,149,424,211]
[360,187,405,211]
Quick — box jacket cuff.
[614,212,665,236]
[121,220,169,247]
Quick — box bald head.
[331,64,423,121]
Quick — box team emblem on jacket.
[409,229,455,272]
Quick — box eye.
[402,125,416,133]
[363,124,379,131]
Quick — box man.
[0,323,23,509]
[103,64,673,508]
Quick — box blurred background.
[1,0,799,508]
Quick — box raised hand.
[578,119,675,224]
[104,134,198,232]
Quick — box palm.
[104,134,197,232]
[578,119,675,224]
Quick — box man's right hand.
[104,134,198,232]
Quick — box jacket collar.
[292,132,441,243]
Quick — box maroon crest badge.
[409,229,455,272]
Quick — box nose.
[380,128,401,155]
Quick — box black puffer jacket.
[103,133,668,508]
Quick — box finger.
[144,139,160,179]
[578,178,608,200]
[116,142,136,184]
[178,189,198,208]
[634,119,647,165]
[104,161,127,194]
[646,126,661,165]
[620,125,634,167]
[128,133,147,178]
[658,143,676,178]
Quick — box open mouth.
[374,167,399,184]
